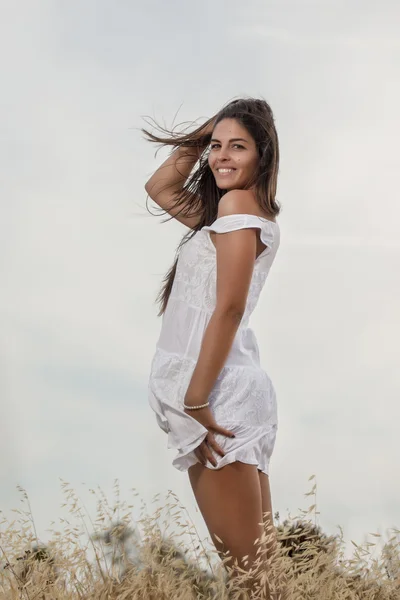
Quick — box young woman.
[144,98,281,596]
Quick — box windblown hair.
[142,97,281,317]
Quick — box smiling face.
[208,118,260,191]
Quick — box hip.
[207,363,278,427]
[149,349,277,426]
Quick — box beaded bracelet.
[183,401,210,410]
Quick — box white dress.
[148,213,280,476]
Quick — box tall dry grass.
[0,475,399,599]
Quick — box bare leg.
[258,471,275,555]
[188,461,271,598]
[258,472,287,600]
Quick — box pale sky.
[1,0,399,561]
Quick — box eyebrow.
[210,137,249,144]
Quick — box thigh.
[188,461,264,568]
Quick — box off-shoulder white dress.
[147,213,280,475]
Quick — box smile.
[217,168,235,174]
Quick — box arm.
[184,190,259,406]
[183,308,243,406]
[144,118,215,229]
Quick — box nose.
[216,145,230,162]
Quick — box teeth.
[218,168,234,173]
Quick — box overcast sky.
[1,0,399,561]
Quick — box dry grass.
[0,475,399,599]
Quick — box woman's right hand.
[193,116,217,146]
[184,405,235,467]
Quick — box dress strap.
[202,213,278,253]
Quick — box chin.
[215,178,244,190]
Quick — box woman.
[143,97,282,596]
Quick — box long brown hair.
[142,97,281,317]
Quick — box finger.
[194,448,207,466]
[201,441,218,468]
[210,425,236,439]
[195,444,207,467]
[206,432,225,458]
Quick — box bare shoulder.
[217,189,276,222]
[217,189,254,217]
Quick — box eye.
[210,143,245,150]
